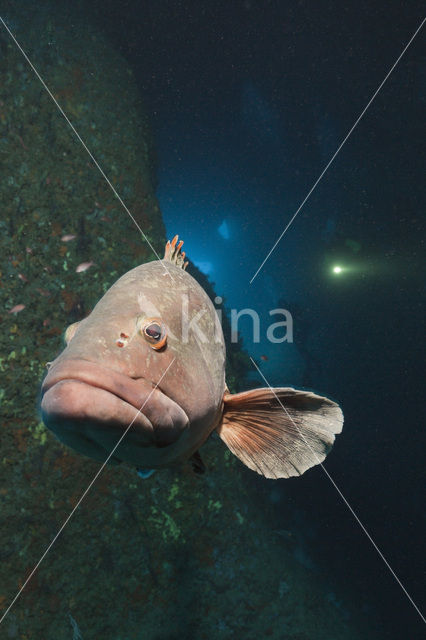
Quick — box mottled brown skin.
[42,237,344,480]
[41,260,226,470]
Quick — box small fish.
[18,273,28,283]
[41,236,343,479]
[75,261,95,273]
[61,234,77,242]
[260,354,268,361]
[9,304,25,314]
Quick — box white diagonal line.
[249,16,426,284]
[0,357,176,626]
[0,16,174,280]
[250,357,425,624]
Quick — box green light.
[333,266,342,274]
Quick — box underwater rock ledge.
[0,3,376,639]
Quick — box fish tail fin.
[216,388,343,479]
[164,235,188,270]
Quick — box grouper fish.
[40,236,343,479]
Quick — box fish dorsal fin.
[163,235,188,270]
[216,387,343,479]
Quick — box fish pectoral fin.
[216,388,343,479]
[64,319,83,345]
[189,450,206,474]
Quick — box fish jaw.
[40,358,189,466]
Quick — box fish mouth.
[41,358,189,464]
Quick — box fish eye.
[141,318,167,350]
[145,323,161,340]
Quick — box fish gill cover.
[0,2,377,639]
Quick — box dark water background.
[97,1,426,639]
[2,1,425,638]
[90,2,425,637]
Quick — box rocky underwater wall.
[0,4,378,639]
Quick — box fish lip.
[44,378,154,429]
[41,358,190,447]
[41,358,158,418]
[41,377,157,462]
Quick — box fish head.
[41,261,225,467]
